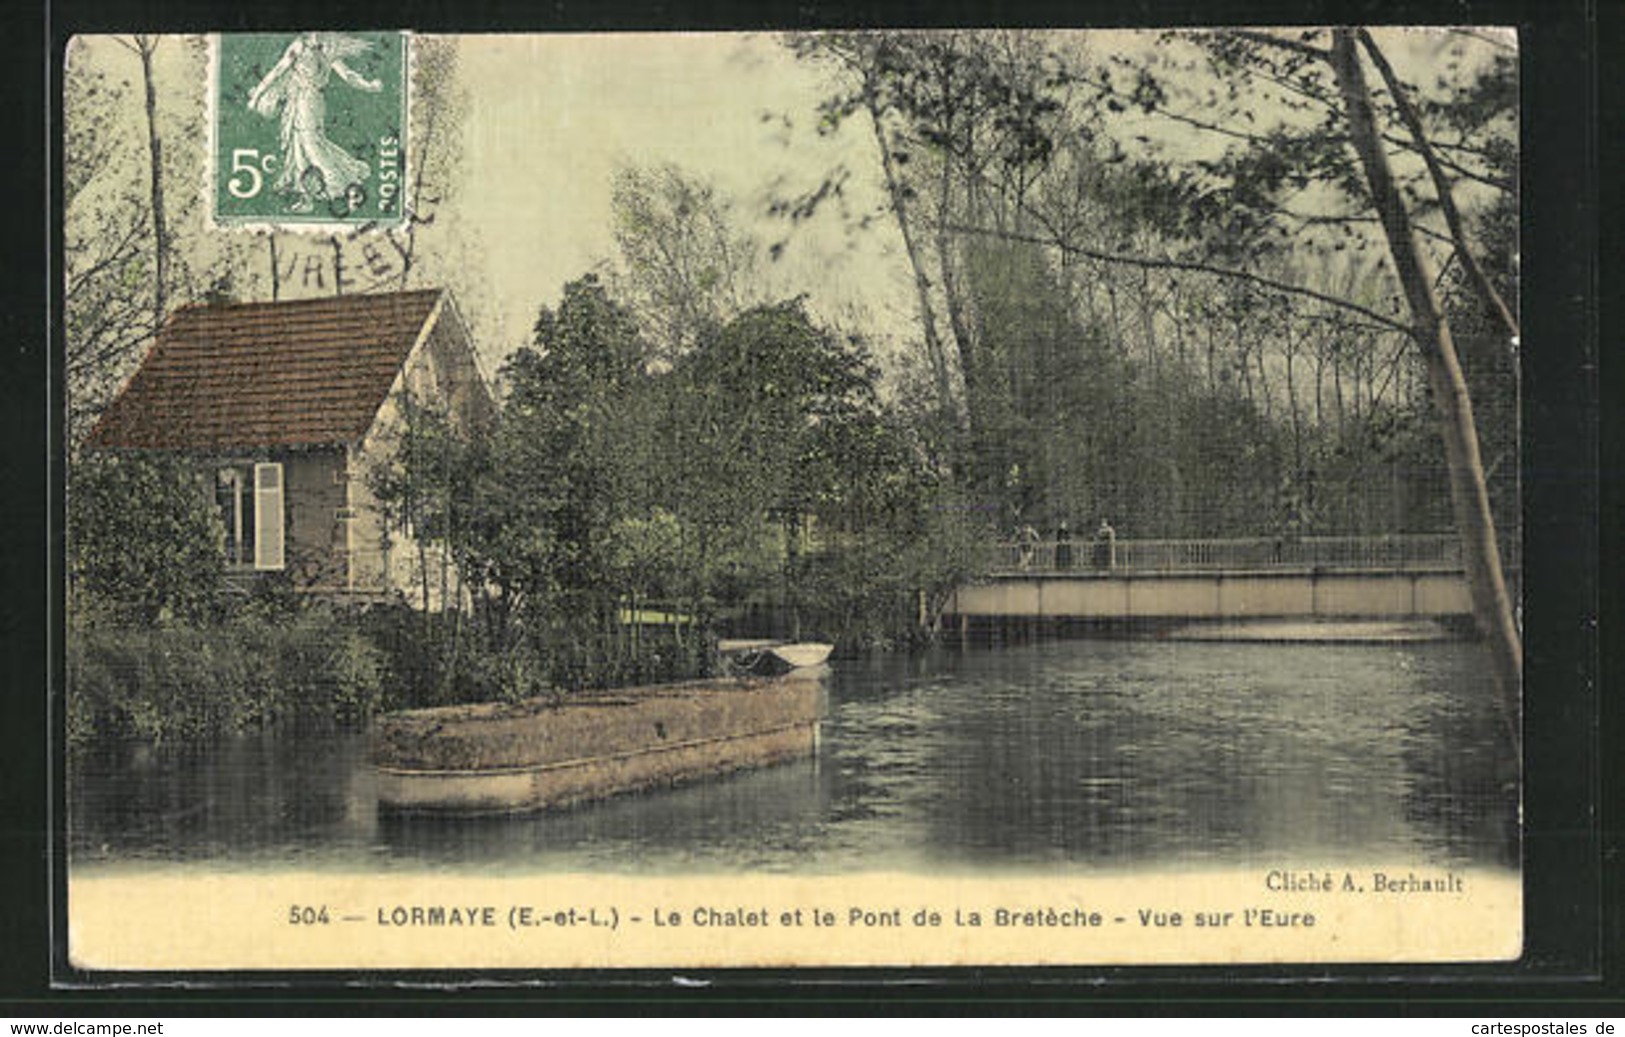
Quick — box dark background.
[3,0,1613,1014]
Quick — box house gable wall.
[347,298,490,608]
[405,299,494,434]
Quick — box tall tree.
[610,163,759,356]
[66,35,216,442]
[498,275,651,688]
[1325,28,1518,744]
[788,31,1076,427]
[63,47,153,442]
[114,35,169,332]
[668,300,925,642]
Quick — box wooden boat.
[373,673,826,816]
[717,639,834,675]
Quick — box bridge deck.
[986,533,1476,576]
[952,535,1483,623]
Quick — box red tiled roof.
[85,289,447,451]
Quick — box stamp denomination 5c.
[212,31,407,229]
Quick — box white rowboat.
[717,639,834,672]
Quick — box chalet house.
[84,289,493,602]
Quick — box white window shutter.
[254,462,285,571]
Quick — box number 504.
[289,905,330,925]
[229,148,279,199]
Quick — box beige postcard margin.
[68,867,1520,970]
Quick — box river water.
[69,639,1519,876]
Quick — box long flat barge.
[372,672,826,816]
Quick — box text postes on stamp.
[212,31,407,230]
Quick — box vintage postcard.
[61,27,1524,973]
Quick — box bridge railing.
[989,533,1471,574]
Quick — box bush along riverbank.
[67,606,389,750]
[63,605,670,751]
[64,594,905,753]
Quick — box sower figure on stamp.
[248,32,382,213]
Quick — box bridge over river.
[945,534,1502,639]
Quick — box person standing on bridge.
[1054,520,1073,571]
[1016,523,1040,571]
[1093,519,1116,570]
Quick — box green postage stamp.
[212,31,408,229]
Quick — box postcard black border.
[7,0,1614,1014]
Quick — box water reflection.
[71,640,1518,875]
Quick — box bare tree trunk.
[1136,272,1159,379]
[1106,279,1125,356]
[932,75,981,410]
[866,92,957,422]
[1235,319,1255,405]
[935,177,979,407]
[1351,348,1364,424]
[331,236,345,296]
[268,236,281,301]
[1285,325,1303,474]
[1331,29,1520,749]
[134,36,167,330]
[1253,340,1273,422]
[1333,351,1345,434]
[1170,285,1188,366]
[1206,321,1218,393]
[1357,29,1518,347]
[1313,350,1325,428]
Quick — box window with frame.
[215,461,284,570]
